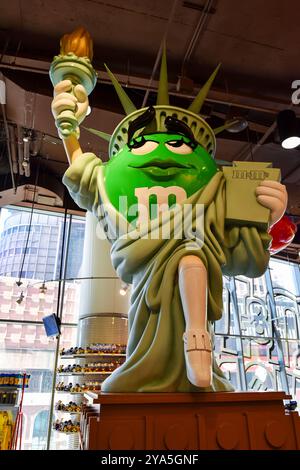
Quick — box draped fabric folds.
[63,153,271,392]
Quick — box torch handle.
[50,58,97,139]
[55,78,81,139]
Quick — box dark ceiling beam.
[141,0,180,107]
[0,54,297,117]
[233,122,277,161]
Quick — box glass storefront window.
[0,204,299,449]
[0,206,85,449]
[215,260,300,405]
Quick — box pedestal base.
[81,391,300,450]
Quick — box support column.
[76,212,129,347]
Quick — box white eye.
[165,141,193,154]
[131,141,159,155]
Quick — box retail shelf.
[53,430,80,435]
[55,410,82,415]
[0,403,18,408]
[60,353,126,359]
[55,390,101,394]
[0,386,19,390]
[57,371,114,376]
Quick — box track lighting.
[39,282,47,299]
[225,116,248,133]
[16,292,24,305]
[23,129,31,143]
[277,109,300,149]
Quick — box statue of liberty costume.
[61,50,271,393]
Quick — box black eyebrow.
[127,107,198,149]
[164,116,197,146]
[127,106,156,144]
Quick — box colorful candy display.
[0,391,18,405]
[55,382,102,393]
[57,360,123,374]
[55,401,82,413]
[0,373,30,388]
[0,411,14,450]
[53,419,80,433]
[60,343,126,356]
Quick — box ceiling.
[0,0,299,257]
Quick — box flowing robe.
[63,153,271,392]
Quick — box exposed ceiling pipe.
[0,54,294,116]
[23,130,30,160]
[142,0,180,107]
[0,72,16,192]
[17,125,24,176]
[22,129,31,178]
[30,131,42,156]
[8,124,18,174]
[181,0,214,75]
[233,121,277,161]
[23,161,30,178]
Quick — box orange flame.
[60,27,93,61]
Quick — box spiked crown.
[86,45,233,159]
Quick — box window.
[0,205,299,449]
[32,410,49,450]
[215,260,300,401]
[0,206,85,449]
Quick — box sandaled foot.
[183,329,212,388]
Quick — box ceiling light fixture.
[225,116,248,133]
[39,282,47,299]
[16,291,25,305]
[23,130,29,143]
[277,109,300,149]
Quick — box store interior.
[0,0,300,451]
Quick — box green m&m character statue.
[50,29,287,393]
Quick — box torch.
[49,27,97,138]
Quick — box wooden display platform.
[80,391,300,450]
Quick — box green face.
[104,133,218,223]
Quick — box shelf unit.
[0,387,19,406]
[57,371,114,376]
[0,403,18,408]
[53,430,80,435]
[0,374,29,450]
[0,387,19,451]
[60,354,126,359]
[54,346,126,450]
